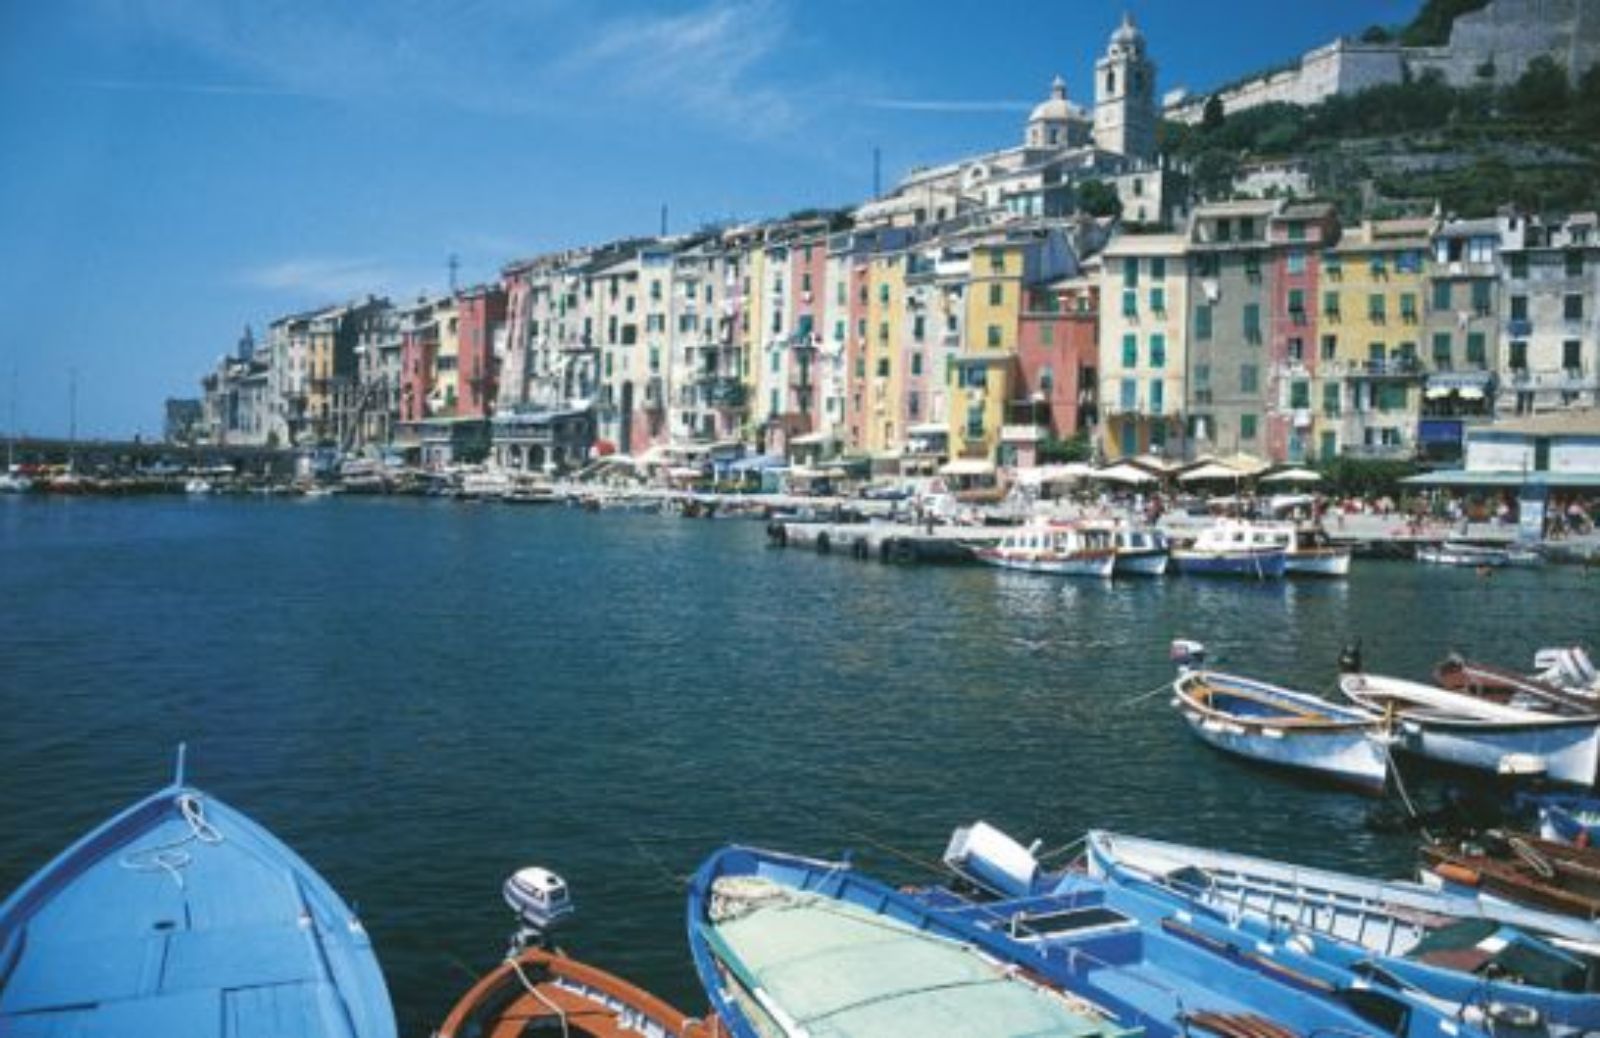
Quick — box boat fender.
[852,539,869,560]
[893,540,916,565]
[1485,1002,1541,1031]
[816,533,831,555]
[1432,861,1481,887]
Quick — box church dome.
[1029,75,1073,123]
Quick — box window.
[1511,295,1529,321]
[1565,294,1584,321]
[989,248,1006,273]
[880,283,891,304]
[1288,289,1306,318]
[1466,332,1486,367]
[1290,380,1310,410]
[836,282,846,305]
[1194,363,1211,389]
[1122,290,1138,317]
[911,350,925,377]
[1288,337,1305,363]
[1215,219,1233,243]
[1151,257,1166,279]
[1244,252,1262,280]
[876,357,890,377]
[988,283,1003,306]
[1324,291,1340,318]
[1432,281,1451,311]
[913,315,925,341]
[1040,323,1055,346]
[1150,287,1166,313]
[834,320,845,341]
[1287,250,1306,275]
[1368,295,1386,322]
[650,280,662,301]
[1239,217,1256,241]
[1196,253,1220,277]
[1240,363,1259,393]
[1040,366,1054,392]
[1150,334,1166,368]
[1377,384,1407,412]
[1120,379,1136,411]
[1123,258,1139,287]
[1150,380,1164,414]
[1243,303,1261,343]
[1564,340,1583,372]
[1370,255,1388,277]
[857,318,867,338]
[1400,293,1417,322]
[1510,340,1528,370]
[1324,254,1343,278]
[1567,251,1585,278]
[1322,382,1341,416]
[987,324,1002,348]
[1240,413,1258,440]
[1195,305,1213,340]
[1122,334,1138,367]
[966,404,985,439]
[1432,332,1452,368]
[1288,221,1306,242]
[1509,253,1528,279]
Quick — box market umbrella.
[1260,467,1324,484]
[1178,461,1246,483]
[1093,462,1158,485]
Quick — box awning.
[789,431,835,446]
[727,455,787,473]
[939,459,996,477]
[907,422,948,437]
[1218,452,1270,476]
[1402,470,1600,488]
[1427,371,1493,391]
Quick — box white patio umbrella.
[1260,467,1323,484]
[1093,462,1158,485]
[1178,461,1246,483]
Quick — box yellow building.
[863,252,907,454]
[430,297,460,416]
[949,239,1024,460]
[1326,218,1431,458]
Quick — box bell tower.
[1094,13,1157,161]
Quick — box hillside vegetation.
[1162,59,1600,217]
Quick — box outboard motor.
[1169,639,1207,670]
[1338,640,1364,675]
[503,866,576,952]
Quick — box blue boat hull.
[1171,550,1287,579]
[0,782,396,1038]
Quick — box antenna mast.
[448,254,460,294]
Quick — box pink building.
[843,260,871,452]
[455,285,508,420]
[1016,280,1099,449]
[1267,203,1340,463]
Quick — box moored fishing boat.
[1080,520,1169,575]
[1170,664,1389,793]
[1276,524,1352,577]
[1338,670,1600,785]
[688,844,1136,1038]
[1421,832,1600,925]
[1416,540,1510,567]
[973,520,1117,577]
[1169,520,1287,580]
[1435,654,1600,716]
[0,749,396,1038]
[931,822,1522,1038]
[1086,829,1600,1035]
[1534,646,1600,697]
[436,947,718,1038]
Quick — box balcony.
[697,377,747,409]
[1344,357,1424,379]
[1508,368,1599,392]
[1342,442,1414,460]
[1509,319,1533,338]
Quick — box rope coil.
[119,792,225,889]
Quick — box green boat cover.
[707,878,1132,1038]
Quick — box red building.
[455,284,508,419]
[1015,277,1099,459]
[399,299,441,424]
[1267,203,1340,463]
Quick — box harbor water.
[0,495,1594,1033]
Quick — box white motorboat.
[1339,671,1600,785]
[972,520,1116,577]
[1417,540,1510,567]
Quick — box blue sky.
[0,0,1417,437]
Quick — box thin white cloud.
[863,98,1034,113]
[79,77,311,98]
[556,0,797,134]
[237,258,396,299]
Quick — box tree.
[1192,149,1241,200]
[1202,95,1225,130]
[1359,25,1396,44]
[1077,179,1123,218]
[1401,0,1492,46]
[1503,56,1570,118]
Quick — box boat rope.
[840,827,950,879]
[1037,834,1088,864]
[1380,744,1431,841]
[118,792,225,889]
[1507,835,1557,880]
[505,955,570,1038]
[1123,677,1178,709]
